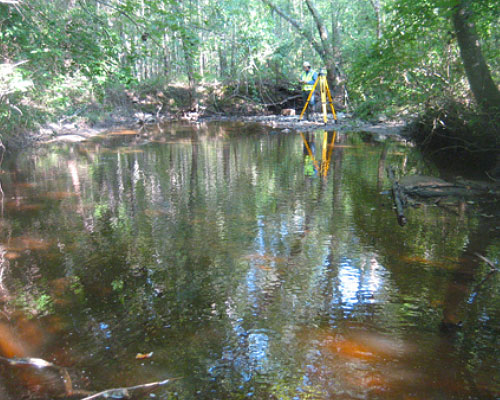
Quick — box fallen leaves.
[135,352,153,360]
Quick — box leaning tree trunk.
[303,0,344,101]
[452,0,500,115]
[261,0,346,107]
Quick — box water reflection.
[0,124,498,399]
[300,131,336,179]
[336,255,385,313]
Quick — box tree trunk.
[369,0,382,39]
[452,0,500,115]
[260,0,346,106]
[303,0,336,88]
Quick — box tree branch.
[475,252,498,270]
[81,378,180,400]
[92,0,163,48]
[260,0,323,56]
[304,0,328,46]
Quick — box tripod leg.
[321,131,328,175]
[323,131,336,177]
[325,81,337,123]
[300,132,319,171]
[320,77,328,124]
[299,78,319,121]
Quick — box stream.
[0,122,498,399]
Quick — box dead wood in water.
[385,170,500,226]
[80,378,180,400]
[0,355,180,399]
[399,176,498,203]
[387,167,407,226]
[0,355,84,398]
[467,253,499,305]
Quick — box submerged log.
[386,170,499,225]
[387,167,407,226]
[399,175,471,199]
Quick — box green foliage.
[406,99,499,170]
[111,279,125,291]
[0,63,33,134]
[0,0,499,133]
[352,95,392,121]
[11,289,54,317]
[34,294,53,314]
[346,0,499,116]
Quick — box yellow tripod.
[299,69,337,124]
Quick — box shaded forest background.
[1,0,499,141]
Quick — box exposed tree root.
[405,100,499,173]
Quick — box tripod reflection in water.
[300,131,337,179]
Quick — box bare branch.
[475,252,498,270]
[81,378,180,400]
[260,0,323,56]
[91,0,163,48]
[304,0,328,45]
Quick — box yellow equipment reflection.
[300,131,337,178]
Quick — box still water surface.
[0,123,498,399]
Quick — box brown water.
[0,123,498,399]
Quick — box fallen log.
[387,167,407,226]
[398,175,496,199]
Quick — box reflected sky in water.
[0,123,498,399]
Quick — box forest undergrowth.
[406,100,499,174]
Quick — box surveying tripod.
[299,68,337,124]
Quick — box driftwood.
[0,355,81,397]
[80,378,179,400]
[0,355,179,399]
[398,175,496,199]
[230,93,301,107]
[387,167,407,226]
[386,170,500,225]
[468,253,499,305]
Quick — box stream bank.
[23,113,407,146]
[3,81,407,148]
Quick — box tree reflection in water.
[0,123,498,399]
